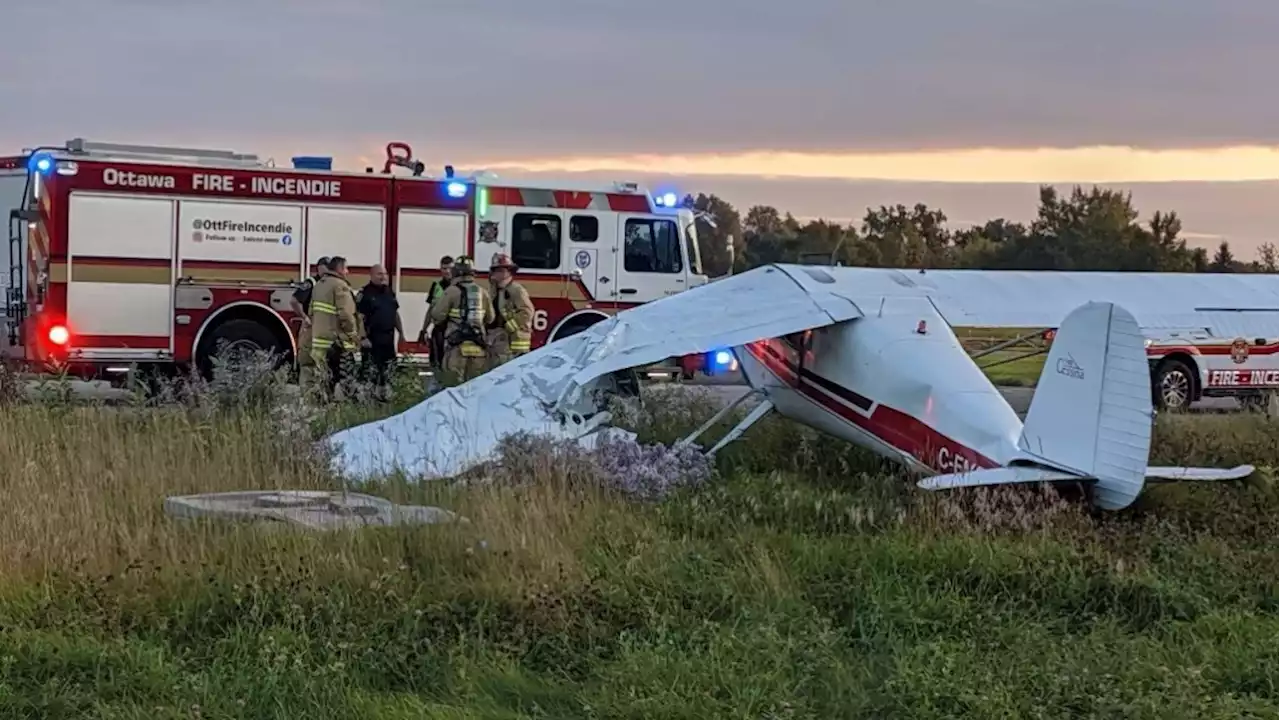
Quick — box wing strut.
[676,381,774,456]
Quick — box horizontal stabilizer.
[1145,465,1256,483]
[920,463,1257,494]
[918,466,1084,491]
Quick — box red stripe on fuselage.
[744,340,999,474]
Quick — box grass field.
[954,327,1049,387]
[0,366,1275,719]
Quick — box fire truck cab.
[1145,332,1278,411]
[2,139,720,381]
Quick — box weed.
[0,359,1274,718]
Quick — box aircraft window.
[570,215,598,242]
[624,218,682,274]
[511,213,561,270]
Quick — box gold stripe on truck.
[72,263,171,285]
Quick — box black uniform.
[356,282,400,393]
[292,277,316,312]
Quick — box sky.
[2,0,1276,254]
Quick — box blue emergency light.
[446,181,468,198]
[28,152,53,175]
[706,349,736,374]
[654,191,679,207]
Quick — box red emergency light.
[47,324,69,346]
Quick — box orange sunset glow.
[471,145,1280,184]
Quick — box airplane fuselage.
[737,295,1026,476]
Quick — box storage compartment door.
[396,210,468,350]
[64,193,175,358]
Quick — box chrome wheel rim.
[1160,371,1189,408]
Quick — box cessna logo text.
[103,168,175,189]
[1055,356,1085,380]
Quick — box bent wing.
[562,264,863,389]
[324,264,863,481]
[795,265,1279,338]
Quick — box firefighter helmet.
[452,255,476,277]
[490,252,518,272]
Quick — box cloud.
[475,146,1279,183]
[2,1,1271,254]
[1,0,1274,157]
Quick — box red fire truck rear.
[3,139,731,381]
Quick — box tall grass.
[0,362,1274,718]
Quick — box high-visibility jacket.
[427,278,451,304]
[493,280,535,354]
[421,277,451,335]
[310,271,359,353]
[429,278,494,358]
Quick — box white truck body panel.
[66,193,176,357]
[395,210,469,340]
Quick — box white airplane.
[326,264,1276,510]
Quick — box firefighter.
[303,256,360,397]
[486,252,535,368]
[290,256,330,379]
[428,255,493,386]
[417,255,454,372]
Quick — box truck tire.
[1152,358,1195,411]
[197,318,286,379]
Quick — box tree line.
[681,185,1278,278]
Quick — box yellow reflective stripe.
[312,301,338,315]
[447,309,461,319]
[460,342,485,357]
[510,341,531,352]
[504,319,518,333]
[342,341,357,351]
[312,338,334,348]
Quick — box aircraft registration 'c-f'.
[326,264,1276,510]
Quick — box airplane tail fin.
[919,301,1255,508]
[1014,301,1153,509]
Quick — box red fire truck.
[2,138,725,381]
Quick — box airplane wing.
[324,265,863,481]
[798,265,1279,338]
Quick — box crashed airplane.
[326,264,1277,510]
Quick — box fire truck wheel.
[1152,358,1195,411]
[197,318,286,379]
